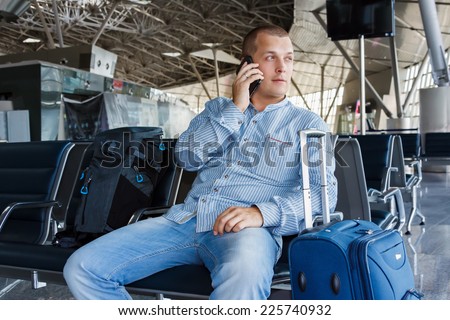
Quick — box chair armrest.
[0,201,61,232]
[381,166,398,192]
[407,159,422,186]
[128,206,171,224]
[367,188,381,197]
[369,187,406,232]
[407,159,419,167]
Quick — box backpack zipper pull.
[79,167,89,180]
[80,176,92,195]
[133,165,144,183]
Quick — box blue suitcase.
[288,130,422,300]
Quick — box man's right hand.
[232,62,264,112]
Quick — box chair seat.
[0,242,75,271]
[370,209,398,230]
[129,260,291,298]
[129,265,213,298]
[0,240,291,299]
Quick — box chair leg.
[31,271,47,289]
[405,185,425,235]
[417,210,426,225]
[416,187,426,225]
[155,293,165,300]
[406,207,416,235]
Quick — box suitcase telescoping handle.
[299,129,330,229]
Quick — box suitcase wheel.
[331,273,341,295]
[297,272,341,295]
[297,272,307,292]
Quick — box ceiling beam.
[92,1,120,46]
[51,0,64,47]
[32,0,55,49]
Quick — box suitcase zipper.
[350,229,389,299]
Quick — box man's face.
[251,33,294,101]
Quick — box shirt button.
[201,198,206,203]
[213,188,218,192]
[224,174,229,179]
[237,160,241,165]
[252,120,257,124]
[238,120,243,125]
[243,138,248,142]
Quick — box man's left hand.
[213,206,263,236]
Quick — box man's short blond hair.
[241,25,290,58]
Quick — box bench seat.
[0,238,291,299]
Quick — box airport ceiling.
[1,0,450,110]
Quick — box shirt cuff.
[255,202,281,228]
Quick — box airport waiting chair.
[390,135,425,235]
[350,134,398,191]
[347,134,407,231]
[423,132,450,159]
[334,138,371,221]
[420,132,450,169]
[0,141,92,288]
[396,133,423,193]
[0,141,73,244]
[334,137,404,230]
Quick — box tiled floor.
[1,170,449,300]
[404,170,450,300]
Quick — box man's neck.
[250,95,286,112]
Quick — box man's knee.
[63,251,80,283]
[210,260,273,299]
[63,247,92,284]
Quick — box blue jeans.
[64,216,281,300]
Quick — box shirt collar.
[250,96,290,113]
[245,104,258,117]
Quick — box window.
[402,51,449,122]
[289,87,344,129]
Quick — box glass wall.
[289,87,344,131]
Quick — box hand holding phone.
[236,56,262,97]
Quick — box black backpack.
[54,126,164,248]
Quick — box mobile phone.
[236,56,261,97]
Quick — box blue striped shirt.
[164,97,337,236]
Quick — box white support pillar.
[418,0,450,87]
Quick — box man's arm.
[175,97,245,171]
[211,157,337,237]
